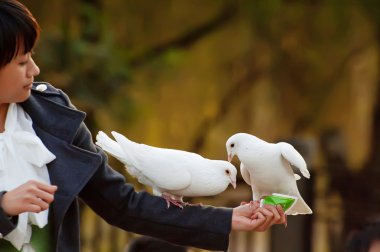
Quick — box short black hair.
[0,0,40,68]
[345,218,380,252]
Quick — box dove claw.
[284,215,288,228]
[162,194,185,209]
[184,202,203,207]
[249,201,256,208]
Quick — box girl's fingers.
[276,205,286,224]
[29,196,50,211]
[253,212,271,232]
[253,207,274,219]
[252,204,287,231]
[276,205,284,215]
[251,212,266,229]
[28,180,58,194]
[263,204,281,223]
[34,189,55,204]
[24,204,42,213]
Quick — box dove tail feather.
[96,131,125,161]
[111,131,136,148]
[110,131,140,167]
[287,196,312,215]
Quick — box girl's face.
[0,49,40,106]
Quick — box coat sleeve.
[68,109,233,251]
[0,191,18,238]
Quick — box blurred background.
[24,0,379,251]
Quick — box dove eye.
[225,170,230,175]
[230,143,235,148]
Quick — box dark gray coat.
[0,82,232,251]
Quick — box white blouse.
[0,103,56,252]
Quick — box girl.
[0,1,285,251]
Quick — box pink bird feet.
[161,194,204,209]
[162,194,185,209]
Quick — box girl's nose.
[27,57,40,77]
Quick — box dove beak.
[228,154,232,163]
[231,180,236,189]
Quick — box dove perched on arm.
[226,133,312,215]
[96,131,237,208]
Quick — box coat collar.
[20,85,86,143]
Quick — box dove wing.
[134,147,196,190]
[240,163,251,186]
[112,131,193,191]
[278,142,310,179]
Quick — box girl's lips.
[23,83,33,89]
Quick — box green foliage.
[360,0,380,26]
[35,0,136,130]
[246,0,283,39]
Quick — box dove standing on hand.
[96,131,237,208]
[226,133,312,215]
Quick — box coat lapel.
[21,89,86,142]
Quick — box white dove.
[226,133,312,215]
[96,131,237,208]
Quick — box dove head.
[214,160,237,189]
[226,133,250,162]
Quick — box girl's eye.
[18,53,30,65]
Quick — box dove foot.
[183,202,203,207]
[240,200,259,207]
[162,194,185,209]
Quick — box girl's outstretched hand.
[232,201,285,231]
